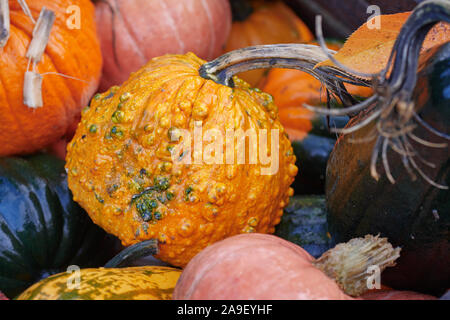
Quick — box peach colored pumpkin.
[95,0,232,90]
[173,233,353,300]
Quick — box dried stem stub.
[23,7,55,108]
[313,235,401,296]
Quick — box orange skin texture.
[317,13,450,76]
[0,0,102,156]
[173,234,353,300]
[95,0,232,91]
[224,0,314,86]
[66,53,297,267]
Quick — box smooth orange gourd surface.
[66,53,298,267]
[0,0,102,156]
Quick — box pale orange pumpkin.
[173,233,401,300]
[95,0,232,90]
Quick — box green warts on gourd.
[131,176,174,223]
[313,235,401,296]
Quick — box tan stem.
[26,7,55,63]
[313,234,401,297]
[23,7,55,108]
[199,44,335,87]
[23,71,43,108]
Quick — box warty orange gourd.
[65,52,298,267]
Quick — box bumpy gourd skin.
[66,53,297,267]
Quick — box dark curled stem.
[199,0,449,189]
[315,0,450,188]
[104,239,159,268]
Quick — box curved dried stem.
[304,94,378,116]
[403,136,436,169]
[313,0,450,188]
[413,112,450,140]
[408,132,448,148]
[382,138,396,184]
[407,150,448,189]
[332,107,382,134]
[388,138,415,157]
[370,137,382,181]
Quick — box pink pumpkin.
[173,233,353,300]
[95,0,232,90]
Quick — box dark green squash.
[326,42,450,295]
[0,154,120,298]
[275,195,335,258]
[291,115,348,194]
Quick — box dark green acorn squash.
[275,195,335,258]
[0,154,120,298]
[291,115,348,194]
[326,42,450,295]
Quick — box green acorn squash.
[326,42,450,295]
[275,195,334,258]
[0,154,120,298]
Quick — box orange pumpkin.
[0,0,102,156]
[65,52,297,268]
[95,0,232,91]
[224,0,314,86]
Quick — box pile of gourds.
[0,0,448,300]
